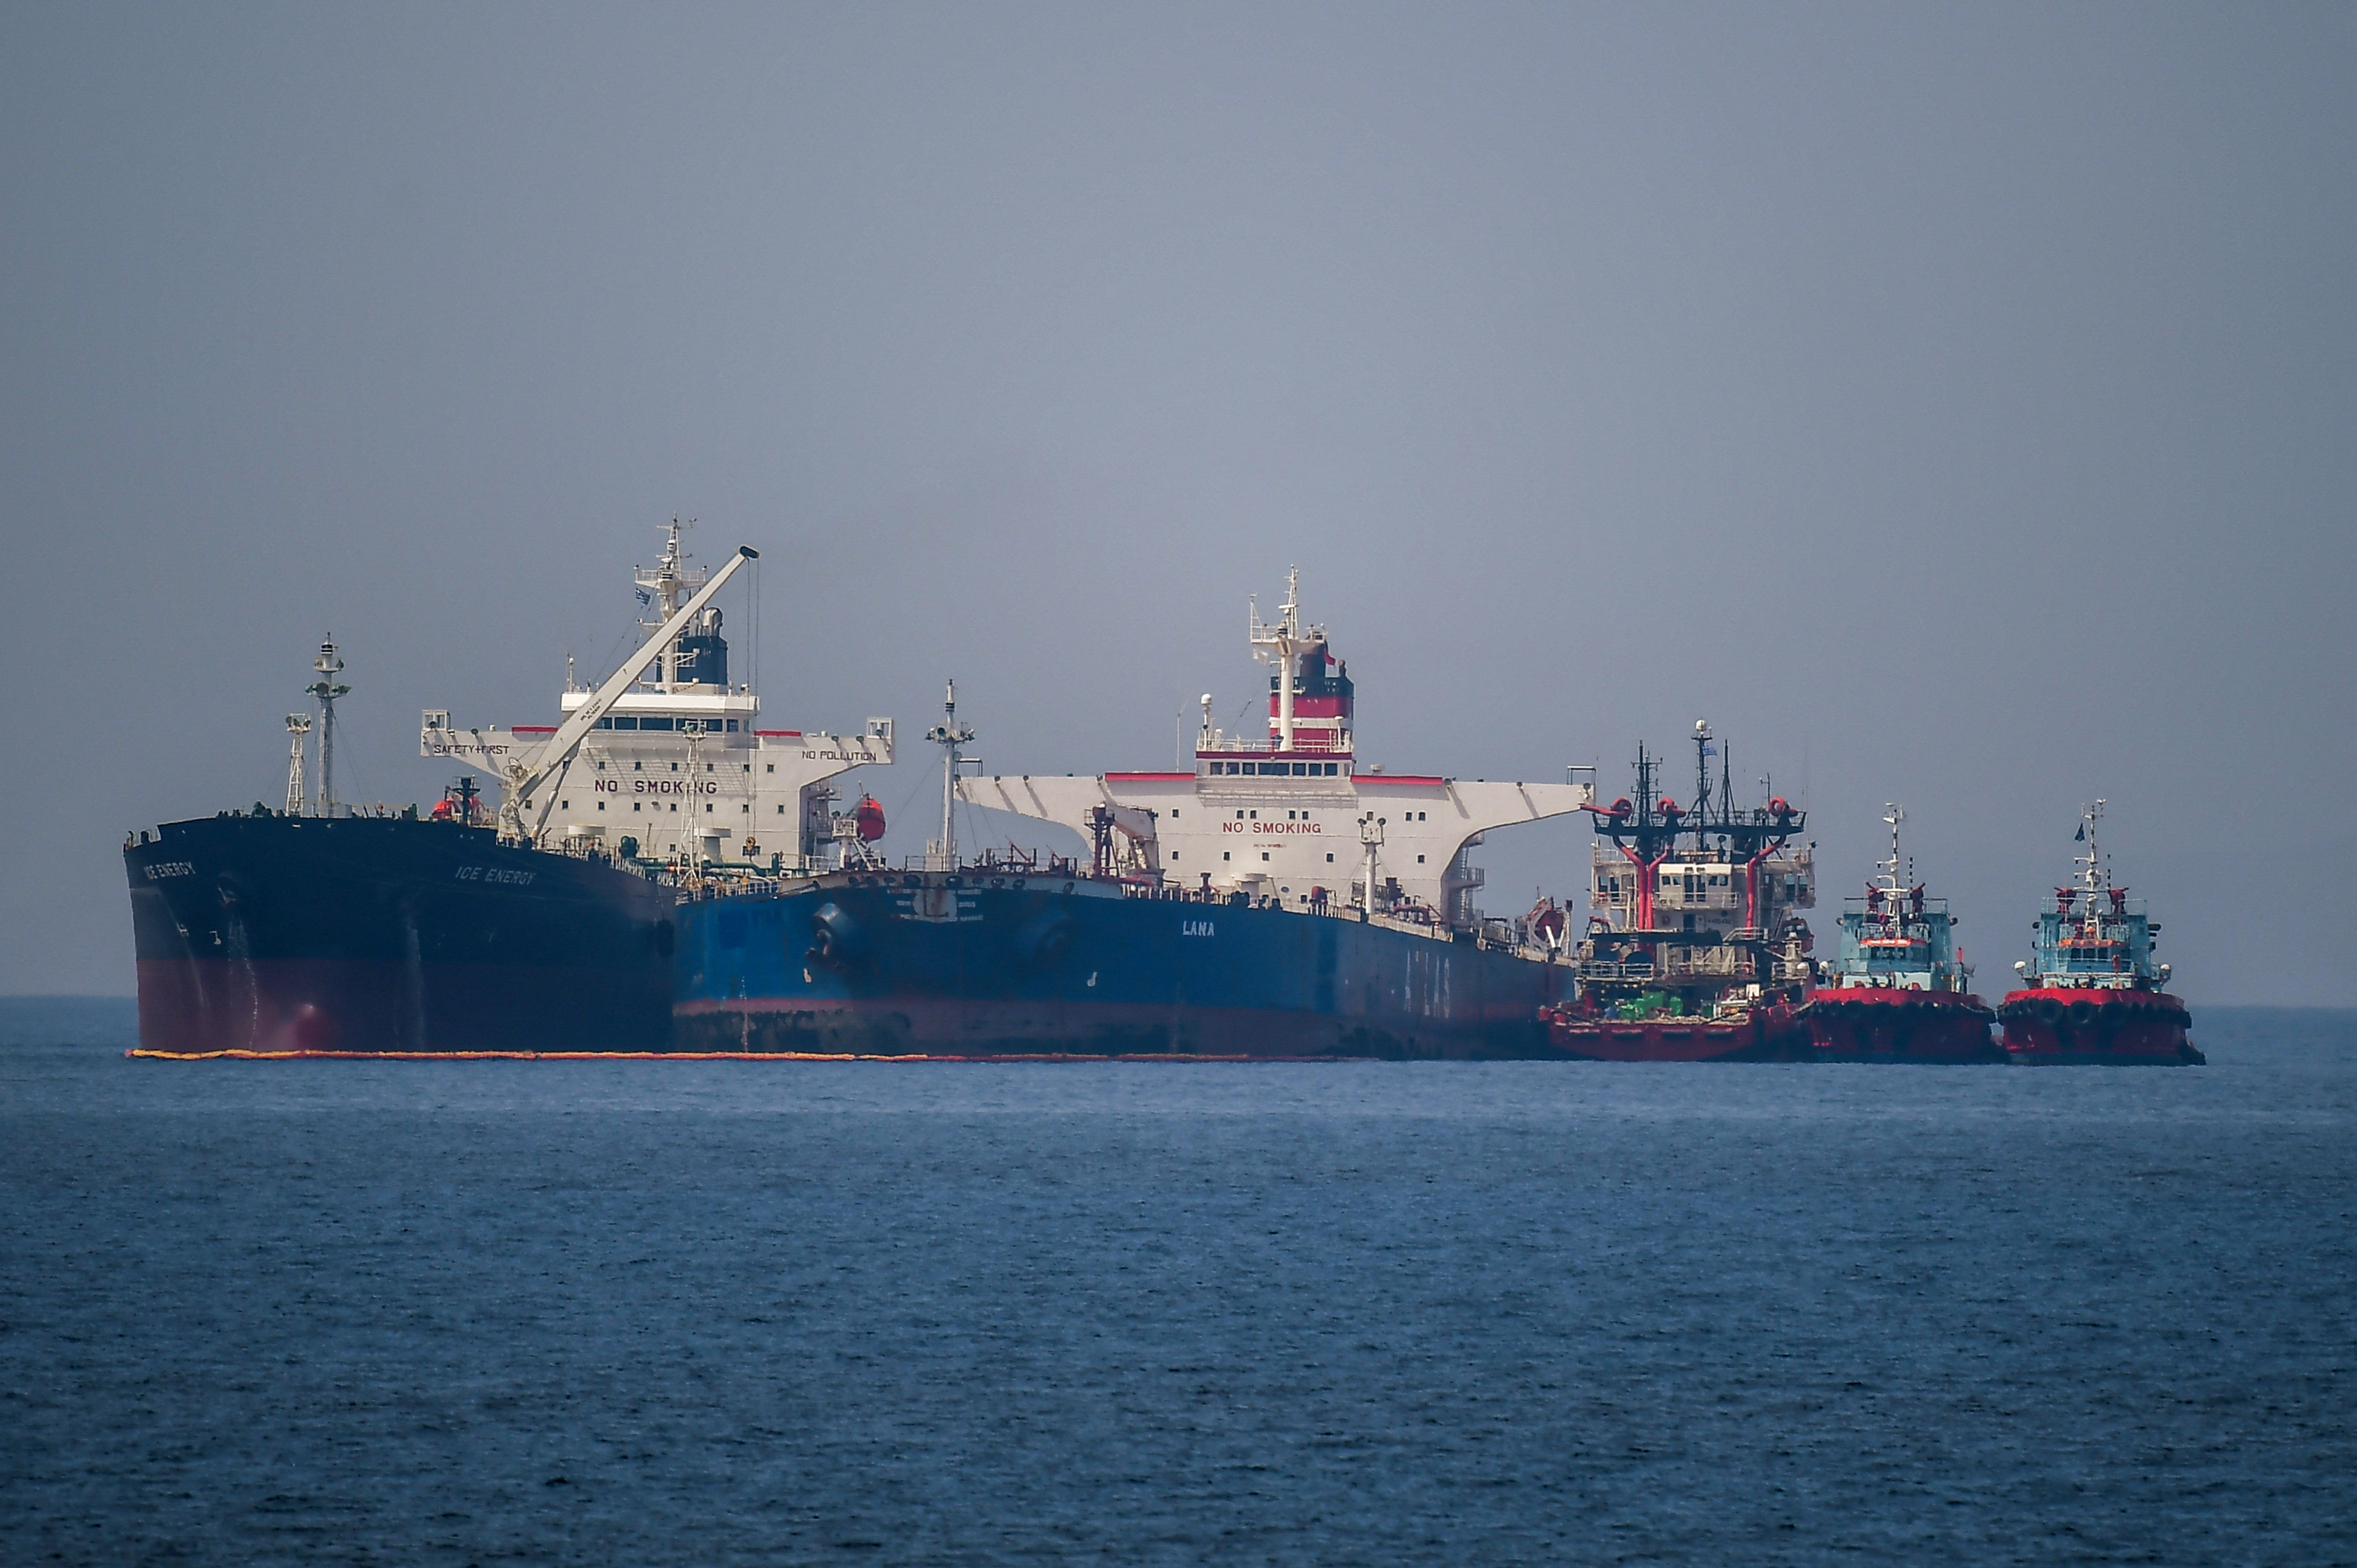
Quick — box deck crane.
[493,544,759,847]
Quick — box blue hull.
[673,872,1574,1058]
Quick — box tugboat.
[1998,801,2200,1064]
[1799,806,2001,1063]
[1542,723,1816,1061]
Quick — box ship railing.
[2039,894,2147,918]
[1577,960,1656,983]
[1657,947,1754,979]
[1195,735,1345,754]
[1840,895,1952,916]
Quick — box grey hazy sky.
[4,4,2352,1001]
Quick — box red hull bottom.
[1800,989,2002,1063]
[133,957,672,1057]
[1998,988,2202,1065]
[1544,1005,1806,1063]
[671,996,1553,1061]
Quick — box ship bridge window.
[641,717,674,731]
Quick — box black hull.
[124,815,677,1054]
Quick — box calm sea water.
[4,1001,2352,1566]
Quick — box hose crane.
[495,544,759,847]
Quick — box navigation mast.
[925,682,976,872]
[304,639,350,817]
[2076,799,2108,894]
[1251,567,1313,752]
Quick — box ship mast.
[1693,719,1714,827]
[1251,567,1307,752]
[1873,803,1909,934]
[636,518,708,690]
[304,639,350,818]
[2076,799,2107,894]
[925,682,975,871]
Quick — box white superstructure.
[961,571,1592,926]
[420,521,893,870]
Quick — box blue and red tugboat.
[1799,806,2001,1063]
[1998,801,2201,1065]
[1543,723,1817,1061]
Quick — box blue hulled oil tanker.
[672,574,1596,1058]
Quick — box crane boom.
[498,544,759,846]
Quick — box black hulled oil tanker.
[125,786,678,1054]
[671,573,1595,1058]
[123,525,894,1056]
